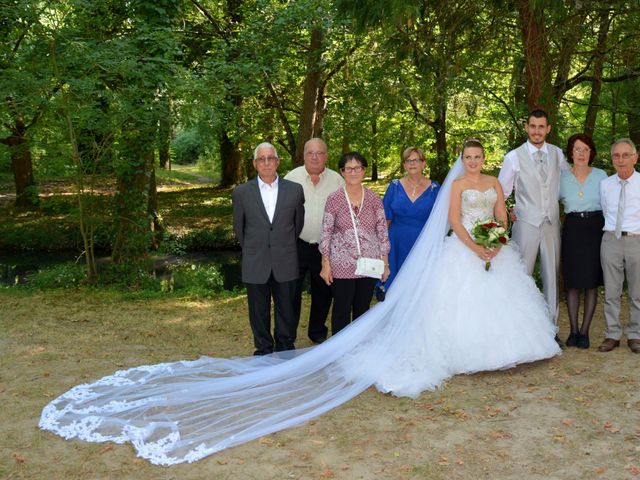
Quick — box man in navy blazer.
[232,142,305,355]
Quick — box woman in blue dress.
[379,147,440,293]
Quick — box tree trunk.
[220,130,244,185]
[626,77,640,146]
[370,117,378,181]
[432,115,448,184]
[147,166,163,249]
[158,98,172,170]
[111,131,155,265]
[294,26,324,167]
[518,0,554,118]
[3,119,38,208]
[430,72,449,184]
[584,10,611,137]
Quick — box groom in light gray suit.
[499,110,568,336]
[232,142,305,355]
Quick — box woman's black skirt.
[561,211,604,289]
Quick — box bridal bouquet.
[471,219,509,271]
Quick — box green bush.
[29,262,86,289]
[158,227,236,254]
[164,264,224,295]
[99,261,159,290]
[170,129,204,165]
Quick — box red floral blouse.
[319,187,390,279]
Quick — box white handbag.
[355,257,385,279]
[345,187,385,279]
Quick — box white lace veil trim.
[39,159,464,465]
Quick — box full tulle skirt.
[370,236,560,398]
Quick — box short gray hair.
[254,142,278,160]
[611,138,637,156]
[304,138,327,153]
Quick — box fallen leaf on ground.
[13,453,26,463]
[604,421,621,433]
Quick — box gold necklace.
[573,167,590,198]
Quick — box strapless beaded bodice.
[460,188,497,231]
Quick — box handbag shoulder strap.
[344,186,364,257]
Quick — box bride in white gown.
[39,139,560,465]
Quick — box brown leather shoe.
[598,338,620,352]
[628,339,640,354]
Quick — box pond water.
[0,250,243,290]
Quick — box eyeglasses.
[342,166,364,173]
[404,157,424,165]
[573,147,590,154]
[305,151,327,157]
[612,152,636,161]
[255,156,278,164]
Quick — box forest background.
[1,0,640,283]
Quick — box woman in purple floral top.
[319,152,390,336]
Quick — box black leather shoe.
[577,334,590,349]
[554,335,566,349]
[566,333,579,347]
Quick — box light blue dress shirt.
[559,167,607,213]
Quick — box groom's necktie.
[615,179,628,239]
[535,150,547,182]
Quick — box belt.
[566,210,602,218]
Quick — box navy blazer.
[232,177,305,284]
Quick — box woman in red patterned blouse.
[319,152,391,336]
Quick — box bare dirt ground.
[1,289,639,480]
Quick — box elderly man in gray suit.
[499,109,568,345]
[232,142,305,355]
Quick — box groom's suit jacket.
[232,177,305,284]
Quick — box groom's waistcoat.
[513,143,561,227]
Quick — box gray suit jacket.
[232,177,305,284]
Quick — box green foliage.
[171,129,205,165]
[159,227,236,254]
[29,263,86,289]
[3,0,640,268]
[164,264,225,295]
[16,258,227,298]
